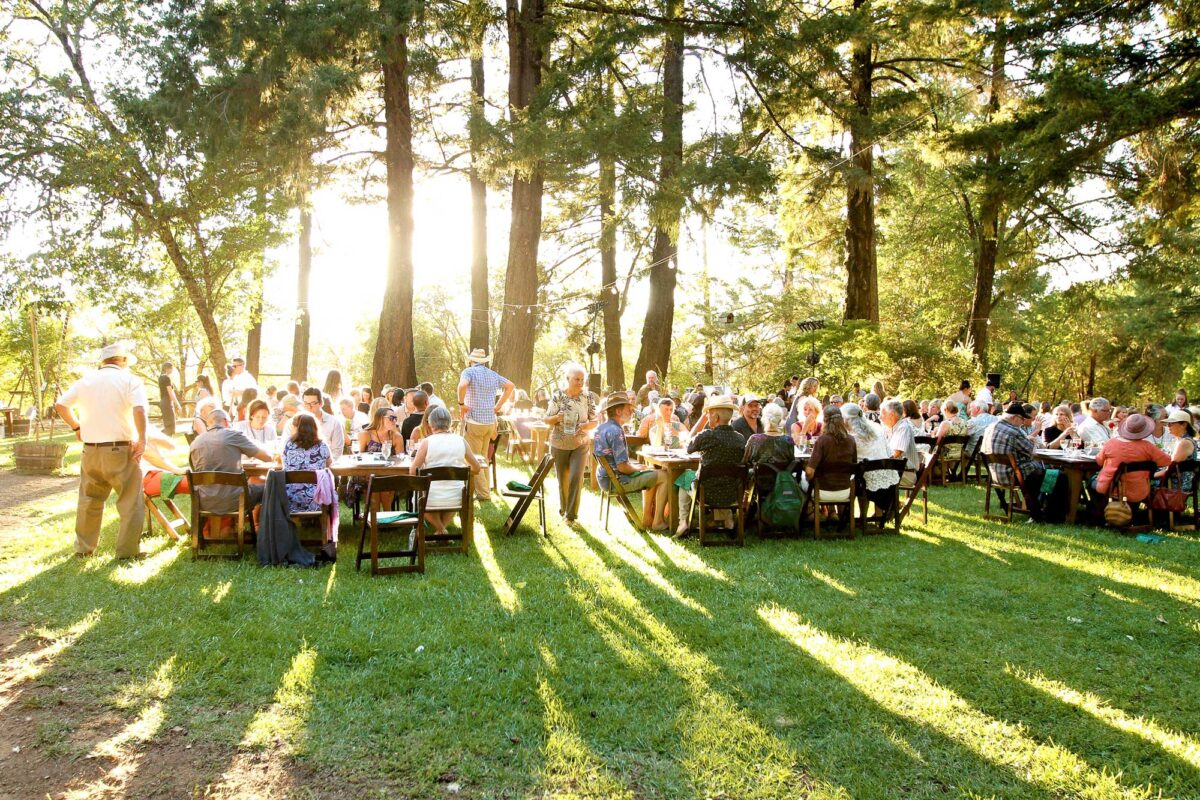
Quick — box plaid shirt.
[981,418,1041,484]
[459,364,509,424]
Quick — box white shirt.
[315,411,345,455]
[224,370,259,406]
[233,419,277,446]
[57,365,149,443]
[341,410,370,435]
[1076,416,1111,446]
[976,386,994,407]
[428,393,446,409]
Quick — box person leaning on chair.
[54,342,150,559]
[457,348,515,501]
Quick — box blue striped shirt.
[460,365,509,424]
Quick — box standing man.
[224,357,258,411]
[54,343,148,559]
[158,361,183,436]
[458,349,514,500]
[635,371,662,407]
[975,378,996,412]
[301,387,345,455]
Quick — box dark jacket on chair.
[257,470,316,567]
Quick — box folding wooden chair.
[596,457,647,533]
[857,458,906,534]
[283,470,330,554]
[981,453,1034,523]
[693,463,751,547]
[419,466,474,554]
[963,437,986,485]
[1162,461,1199,532]
[143,478,189,542]
[898,450,939,527]
[187,470,256,559]
[356,474,431,575]
[502,454,553,536]
[486,433,502,493]
[802,461,859,539]
[1108,460,1159,533]
[936,435,971,485]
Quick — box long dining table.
[241,454,416,479]
[1033,449,1101,525]
[638,448,699,533]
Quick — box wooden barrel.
[13,441,68,472]
[10,419,31,437]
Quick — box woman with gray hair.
[546,363,600,522]
[842,403,898,496]
[411,405,483,535]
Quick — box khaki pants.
[463,420,496,499]
[76,444,144,557]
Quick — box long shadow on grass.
[568,510,1190,796]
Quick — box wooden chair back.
[857,458,905,534]
[419,466,474,554]
[281,469,327,549]
[806,460,859,539]
[1164,461,1200,531]
[898,449,939,526]
[1109,460,1159,499]
[357,474,431,575]
[980,453,1032,523]
[695,463,751,547]
[936,434,971,485]
[502,454,554,537]
[187,470,254,558]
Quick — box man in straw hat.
[685,395,747,533]
[594,392,671,529]
[457,348,514,500]
[54,342,149,559]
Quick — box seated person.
[789,395,823,446]
[843,403,897,513]
[933,400,969,461]
[192,395,219,436]
[1076,397,1114,446]
[411,406,483,535]
[981,403,1046,520]
[274,395,301,437]
[594,394,671,530]
[805,406,858,512]
[234,399,277,449]
[1093,413,1171,508]
[744,402,794,465]
[189,409,272,513]
[637,396,688,448]
[881,399,920,488]
[1041,404,1077,449]
[400,390,429,451]
[688,396,748,532]
[1155,410,1198,491]
[282,413,332,513]
[142,424,190,498]
[338,398,370,440]
[731,395,765,439]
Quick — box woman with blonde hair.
[790,395,824,446]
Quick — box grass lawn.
[1,435,1199,798]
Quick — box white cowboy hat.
[467,348,492,364]
[98,342,137,365]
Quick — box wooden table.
[0,407,16,437]
[241,455,415,479]
[502,416,551,462]
[1034,449,1101,525]
[639,449,700,532]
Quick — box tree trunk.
[245,188,266,376]
[702,214,713,381]
[1086,352,1096,397]
[493,0,547,390]
[469,48,490,352]
[152,222,229,376]
[372,10,419,390]
[290,205,312,382]
[633,0,685,382]
[843,1,878,323]
[599,152,624,390]
[964,19,1007,368]
[28,305,43,419]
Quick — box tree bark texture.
[843,3,878,323]
[245,188,266,376]
[633,1,685,382]
[965,19,1007,368]
[493,0,547,390]
[599,153,625,390]
[372,12,419,390]
[290,206,313,382]
[469,50,490,352]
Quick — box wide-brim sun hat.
[99,342,137,365]
[603,393,633,414]
[706,395,737,412]
[1166,409,1193,425]
[467,348,492,364]
[1118,413,1155,440]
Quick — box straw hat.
[706,395,737,412]
[467,348,492,364]
[1118,413,1155,440]
[1166,409,1193,425]
[99,342,137,365]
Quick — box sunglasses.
[386,415,398,422]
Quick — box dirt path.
[0,470,76,538]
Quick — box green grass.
[2,438,1200,798]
